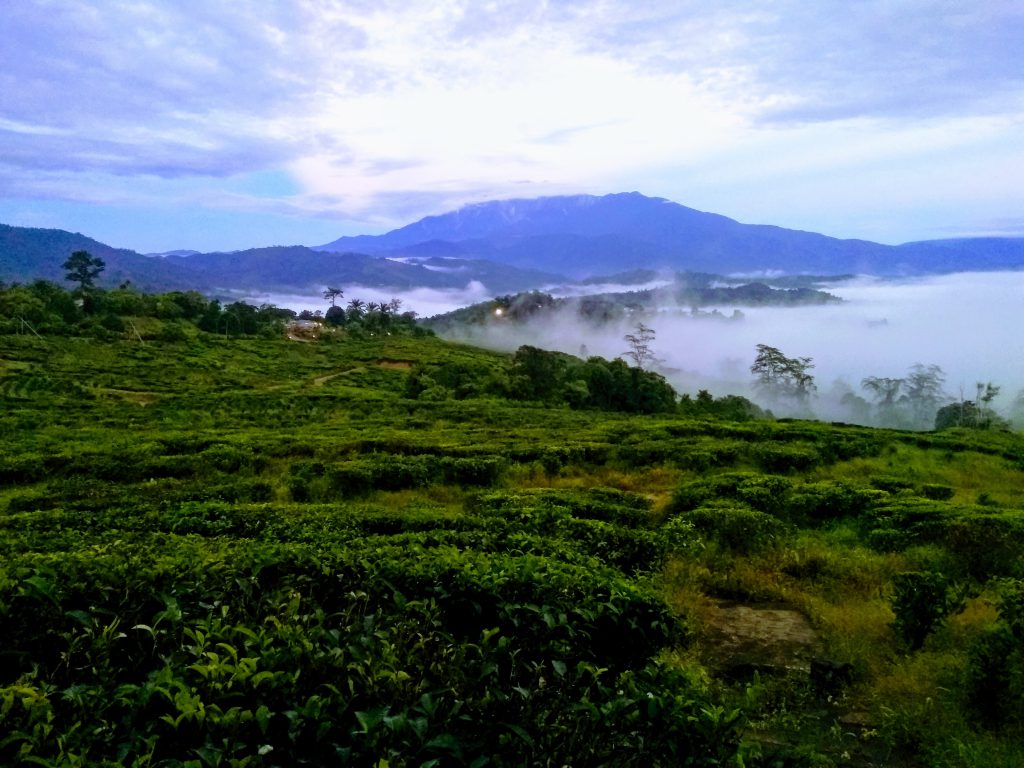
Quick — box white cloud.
[1,0,1023,246]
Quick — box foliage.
[965,579,1024,730]
[1,317,1024,764]
[750,343,816,410]
[623,321,658,369]
[62,249,105,290]
[890,571,964,650]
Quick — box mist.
[240,282,494,318]
[435,271,1024,423]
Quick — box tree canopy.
[62,250,105,290]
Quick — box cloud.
[1,1,1023,248]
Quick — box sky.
[2,1,1023,253]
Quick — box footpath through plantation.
[2,329,1024,767]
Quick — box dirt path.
[312,368,360,386]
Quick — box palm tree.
[346,298,365,318]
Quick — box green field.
[2,328,1023,767]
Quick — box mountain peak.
[312,192,1024,277]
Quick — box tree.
[510,345,566,401]
[861,376,904,425]
[346,298,366,319]
[976,381,1000,427]
[750,344,815,407]
[902,364,946,428]
[323,287,343,307]
[325,305,346,326]
[623,322,658,370]
[63,250,105,290]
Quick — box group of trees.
[0,251,430,340]
[749,344,1020,432]
[405,345,680,414]
[0,276,295,339]
[750,344,817,412]
[405,343,762,418]
[309,287,421,335]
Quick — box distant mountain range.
[3,193,1024,297]
[0,224,564,295]
[316,192,1024,277]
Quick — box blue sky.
[1,0,1022,252]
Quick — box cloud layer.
[1,1,1023,250]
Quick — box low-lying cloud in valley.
[395,270,1024,420]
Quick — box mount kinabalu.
[315,192,1024,278]
[4,193,1024,293]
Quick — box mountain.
[316,192,1024,277]
[7,194,1024,297]
[0,225,565,294]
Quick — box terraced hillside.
[1,332,1023,766]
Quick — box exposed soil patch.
[375,359,413,370]
[701,600,823,675]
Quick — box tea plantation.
[2,329,1023,767]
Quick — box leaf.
[255,705,272,735]
[504,723,535,748]
[551,659,567,678]
[65,609,94,627]
[355,706,389,732]
[425,733,461,752]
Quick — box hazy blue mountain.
[0,224,564,294]
[161,246,564,292]
[6,193,1024,298]
[316,192,1024,277]
[892,238,1024,272]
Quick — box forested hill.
[0,224,564,293]
[0,223,187,289]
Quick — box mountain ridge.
[4,193,1024,295]
[316,192,1024,277]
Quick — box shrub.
[676,502,791,553]
[920,483,955,501]
[890,571,964,651]
[787,481,878,523]
[965,579,1024,729]
[752,444,821,473]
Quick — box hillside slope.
[1,328,1023,765]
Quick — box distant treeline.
[424,281,840,333]
[0,279,425,340]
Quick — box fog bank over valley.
[430,271,1024,419]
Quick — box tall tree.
[323,287,343,307]
[750,344,816,406]
[62,250,105,290]
[623,322,658,370]
[902,364,946,428]
[976,381,1001,428]
[861,376,905,425]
